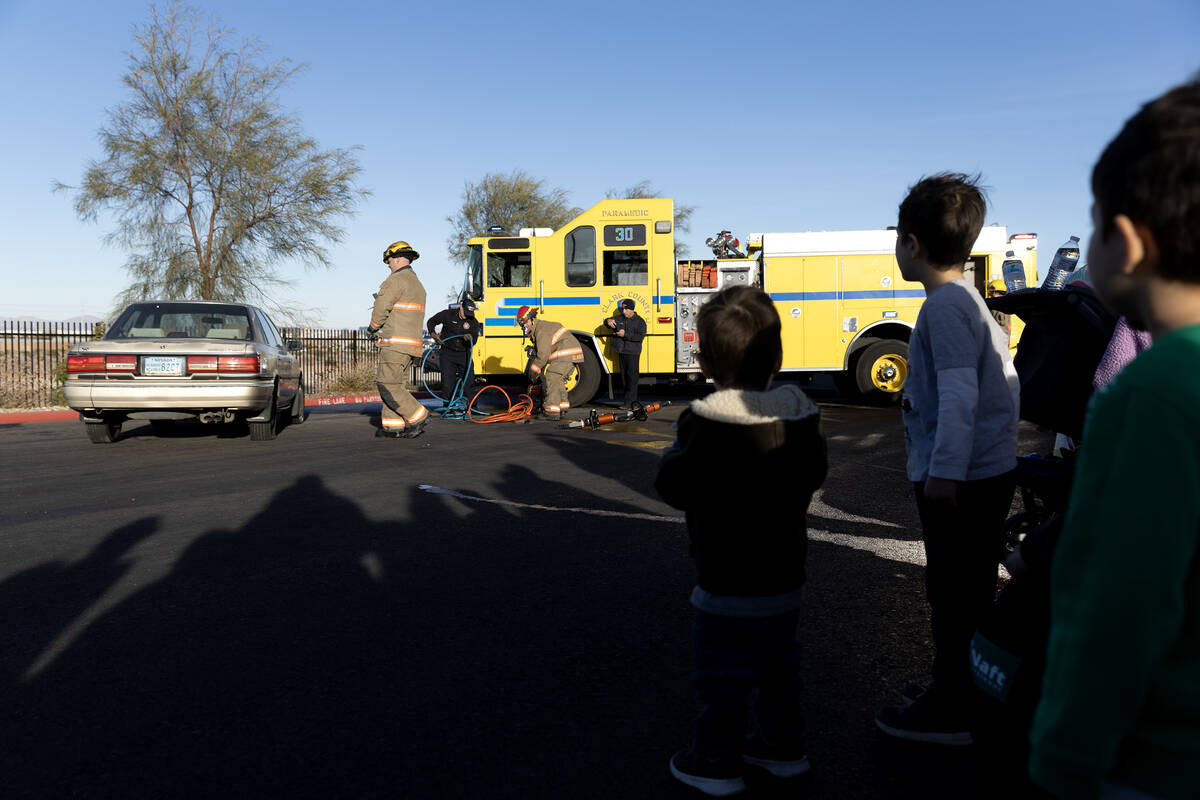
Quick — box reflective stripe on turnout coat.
[526,319,584,377]
[372,267,426,356]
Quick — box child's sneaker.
[741,735,811,777]
[899,680,933,705]
[669,748,745,796]
[875,690,972,746]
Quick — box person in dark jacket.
[426,299,481,403]
[655,285,827,796]
[605,298,646,408]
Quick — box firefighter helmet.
[382,240,420,263]
[515,305,538,325]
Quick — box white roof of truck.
[753,225,1013,257]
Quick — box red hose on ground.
[467,385,535,423]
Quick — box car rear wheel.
[85,419,122,444]
[249,391,279,441]
[291,381,306,425]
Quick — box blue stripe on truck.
[770,289,926,301]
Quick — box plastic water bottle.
[1042,236,1081,290]
[1001,250,1027,292]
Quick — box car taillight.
[67,355,106,373]
[186,355,260,373]
[218,356,260,373]
[187,356,219,373]
[105,355,137,371]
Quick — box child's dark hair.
[1093,77,1200,282]
[696,286,782,389]
[897,173,987,267]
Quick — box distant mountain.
[1,315,104,328]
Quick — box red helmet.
[515,306,538,325]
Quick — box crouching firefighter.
[368,240,429,439]
[516,306,584,421]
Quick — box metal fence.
[1,321,100,408]
[278,328,440,395]
[0,322,439,408]
[280,327,377,394]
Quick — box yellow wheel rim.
[564,365,580,393]
[870,354,908,393]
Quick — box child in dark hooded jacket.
[656,285,827,797]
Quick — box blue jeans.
[692,608,805,765]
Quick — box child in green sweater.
[1029,77,1200,800]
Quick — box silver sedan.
[63,301,304,442]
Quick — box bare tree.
[606,180,696,257]
[55,3,368,319]
[446,170,580,263]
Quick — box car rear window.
[107,303,255,341]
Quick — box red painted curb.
[0,410,78,424]
[304,392,433,406]
[0,391,433,425]
[306,393,383,407]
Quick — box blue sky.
[1,0,1197,327]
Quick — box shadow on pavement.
[0,451,1037,798]
[530,423,676,505]
[0,473,697,798]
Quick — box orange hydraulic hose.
[467,385,535,423]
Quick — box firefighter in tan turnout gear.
[368,241,429,439]
[516,306,584,421]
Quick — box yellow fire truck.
[461,198,1038,403]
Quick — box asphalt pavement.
[0,386,1051,799]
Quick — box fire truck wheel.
[567,345,602,407]
[854,339,909,403]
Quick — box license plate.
[142,356,185,376]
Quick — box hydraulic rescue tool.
[562,401,669,430]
